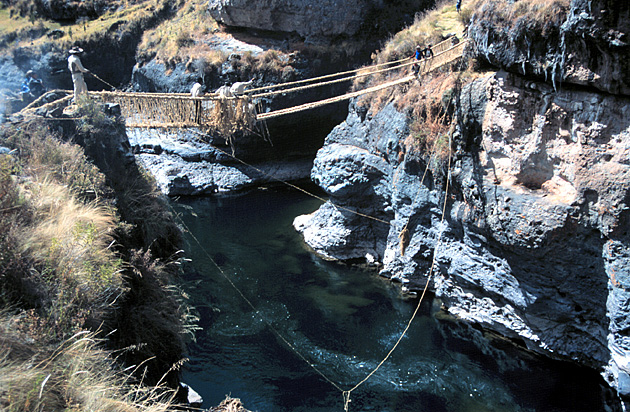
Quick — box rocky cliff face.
[208,0,433,45]
[294,0,630,400]
[470,0,630,94]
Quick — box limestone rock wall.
[469,0,630,94]
[295,0,630,398]
[295,68,630,397]
[208,0,433,44]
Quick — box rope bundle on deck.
[92,91,257,137]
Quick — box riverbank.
[0,99,193,410]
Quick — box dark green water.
[173,188,615,412]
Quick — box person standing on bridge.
[412,45,423,76]
[191,78,205,124]
[68,46,90,103]
[191,79,205,97]
[424,44,434,59]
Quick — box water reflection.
[174,188,615,412]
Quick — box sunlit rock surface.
[295,69,630,396]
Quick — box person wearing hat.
[415,45,424,61]
[28,70,45,97]
[68,46,90,102]
[20,70,45,101]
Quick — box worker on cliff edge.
[68,46,90,102]
[20,70,45,102]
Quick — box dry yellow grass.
[138,0,220,65]
[0,318,179,412]
[377,0,465,65]
[0,0,164,52]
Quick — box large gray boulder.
[208,0,432,44]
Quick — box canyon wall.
[294,0,630,399]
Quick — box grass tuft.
[0,314,179,412]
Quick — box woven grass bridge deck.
[24,39,468,135]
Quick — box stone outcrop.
[295,0,630,399]
[208,0,431,45]
[128,129,315,195]
[295,71,630,397]
[470,0,630,95]
[208,0,367,42]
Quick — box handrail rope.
[88,71,117,90]
[26,40,467,126]
[20,89,71,112]
[245,35,460,94]
[188,129,392,226]
[256,41,467,121]
[114,43,463,128]
[20,94,73,116]
[81,44,466,131]
[245,56,413,94]
[250,59,416,99]
[92,90,241,102]
[251,41,467,100]
[256,75,415,120]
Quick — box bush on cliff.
[0,107,190,408]
[0,120,121,336]
[0,314,177,412]
[376,0,464,65]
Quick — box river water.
[173,188,615,412]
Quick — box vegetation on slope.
[0,102,192,410]
[0,0,169,52]
[136,0,300,82]
[350,1,470,160]
[354,0,571,161]
[0,320,177,412]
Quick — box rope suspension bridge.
[12,36,467,412]
[22,38,467,136]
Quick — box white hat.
[69,46,84,54]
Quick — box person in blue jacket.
[412,45,423,75]
[415,45,424,61]
[21,70,45,101]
